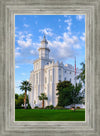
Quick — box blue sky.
[15,15,85,94]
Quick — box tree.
[56,81,74,107]
[15,93,19,99]
[70,83,84,111]
[19,81,32,109]
[77,62,85,104]
[15,93,24,109]
[77,62,85,84]
[38,93,48,108]
[15,93,30,109]
[56,81,84,111]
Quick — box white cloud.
[55,36,62,40]
[67,26,70,31]
[15,65,20,68]
[15,80,21,88]
[64,19,72,25]
[15,29,82,66]
[24,24,29,27]
[15,52,20,57]
[76,15,85,20]
[64,18,72,33]
[33,42,41,47]
[21,73,26,76]
[30,50,37,55]
[18,39,32,47]
[15,34,18,37]
[15,31,39,64]
[17,32,32,47]
[47,32,81,61]
[16,47,21,50]
[15,46,21,57]
[39,28,53,37]
[15,58,34,65]
[48,32,80,48]
[73,44,81,49]
[80,33,85,41]
[39,36,42,41]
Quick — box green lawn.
[15,109,85,121]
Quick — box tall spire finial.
[41,34,48,44]
[43,33,46,40]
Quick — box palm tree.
[19,81,32,109]
[38,93,48,108]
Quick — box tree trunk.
[24,91,27,109]
[42,100,44,108]
[74,104,75,112]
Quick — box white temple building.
[29,35,81,108]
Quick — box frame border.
[0,0,100,136]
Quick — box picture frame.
[0,0,100,136]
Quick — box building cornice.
[38,47,50,52]
[33,58,51,64]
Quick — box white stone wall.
[29,60,81,108]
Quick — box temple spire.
[43,34,46,39]
[41,35,48,47]
[38,35,50,59]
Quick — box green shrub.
[45,105,54,109]
[49,105,54,109]
[54,106,64,109]
[45,106,50,109]
[34,106,39,109]
[15,106,24,109]
[27,104,31,109]
[71,106,75,108]
[76,106,80,109]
